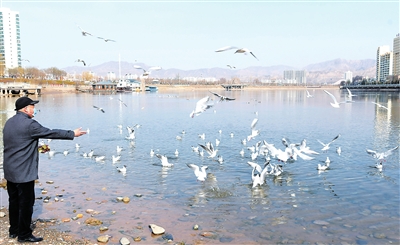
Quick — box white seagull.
[77,25,93,36]
[248,161,270,188]
[371,102,389,110]
[187,163,208,181]
[97,36,116,42]
[317,134,340,152]
[112,155,121,163]
[209,91,235,102]
[366,146,399,163]
[93,105,105,113]
[215,46,258,60]
[156,154,174,167]
[198,143,218,158]
[306,90,314,98]
[247,118,260,141]
[117,165,127,175]
[324,90,344,108]
[345,88,357,102]
[134,65,162,77]
[190,96,213,118]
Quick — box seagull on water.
[317,134,340,152]
[247,161,270,188]
[215,46,258,60]
[112,155,121,163]
[336,146,342,156]
[117,165,127,175]
[366,146,399,163]
[190,96,213,118]
[156,154,174,167]
[187,163,208,181]
[209,91,235,102]
[93,105,105,113]
[324,90,344,108]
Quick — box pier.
[340,84,399,91]
[221,84,248,91]
[1,85,42,96]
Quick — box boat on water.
[116,79,141,92]
[145,86,158,92]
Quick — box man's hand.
[74,127,87,137]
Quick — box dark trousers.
[6,180,35,238]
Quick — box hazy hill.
[63,58,376,84]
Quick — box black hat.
[15,97,39,111]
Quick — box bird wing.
[249,52,259,60]
[247,161,262,173]
[366,149,378,158]
[317,139,327,147]
[383,146,399,158]
[198,143,212,155]
[118,99,127,107]
[328,134,340,145]
[209,91,222,98]
[250,118,258,129]
[324,90,339,104]
[215,46,238,52]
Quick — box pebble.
[0,211,6,218]
[133,237,141,242]
[313,220,330,225]
[41,190,48,194]
[76,213,83,219]
[373,232,386,239]
[120,237,130,244]
[219,236,234,243]
[149,224,165,235]
[123,196,130,203]
[46,180,54,184]
[99,226,108,232]
[134,194,142,197]
[61,218,71,222]
[85,217,103,226]
[97,235,111,243]
[116,197,124,202]
[200,231,217,239]
[86,209,94,214]
[193,224,199,230]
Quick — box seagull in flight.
[306,90,314,98]
[371,102,389,110]
[317,134,340,152]
[118,99,127,107]
[190,96,213,118]
[77,24,93,36]
[247,118,260,141]
[156,154,174,167]
[209,91,235,102]
[215,46,259,60]
[187,163,208,181]
[93,105,105,113]
[97,36,116,42]
[75,59,86,66]
[134,65,162,77]
[247,161,270,188]
[227,64,236,69]
[324,90,344,108]
[366,146,398,163]
[345,88,357,102]
[198,142,218,158]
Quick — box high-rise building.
[283,70,307,84]
[344,71,353,83]
[0,7,21,73]
[392,34,400,76]
[376,45,392,82]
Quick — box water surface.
[0,88,399,244]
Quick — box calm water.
[0,88,399,244]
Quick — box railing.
[340,84,400,90]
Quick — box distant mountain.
[63,58,376,84]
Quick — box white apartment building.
[392,34,400,76]
[0,7,21,71]
[376,45,393,82]
[344,71,353,83]
[283,70,307,84]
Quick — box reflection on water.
[0,89,399,244]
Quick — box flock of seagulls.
[40,89,396,191]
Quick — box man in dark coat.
[2,97,86,243]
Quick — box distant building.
[376,45,393,82]
[392,34,400,76]
[0,7,21,71]
[107,72,116,80]
[283,70,307,84]
[344,71,353,83]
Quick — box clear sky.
[2,0,399,70]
